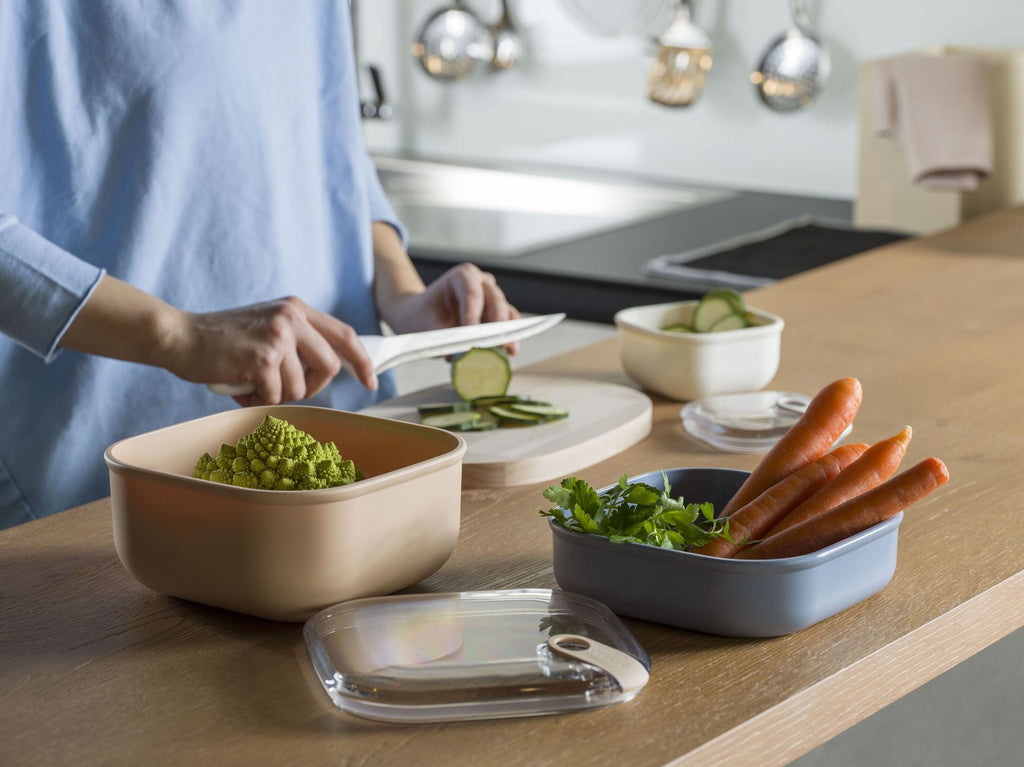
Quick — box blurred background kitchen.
[355,2,1023,764]
[354,0,1021,319]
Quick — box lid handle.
[547,634,650,695]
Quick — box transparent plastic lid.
[680,390,854,453]
[303,589,650,723]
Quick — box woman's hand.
[167,296,377,406]
[385,262,522,352]
[60,276,377,405]
[372,222,522,352]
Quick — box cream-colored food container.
[104,405,466,621]
[615,300,784,401]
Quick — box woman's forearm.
[371,221,426,331]
[59,273,186,367]
[60,273,378,402]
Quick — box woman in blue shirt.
[0,1,518,527]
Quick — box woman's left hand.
[385,262,522,354]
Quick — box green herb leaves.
[541,472,731,551]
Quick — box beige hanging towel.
[873,52,993,191]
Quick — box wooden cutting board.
[360,374,652,488]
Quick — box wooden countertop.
[4,207,1024,766]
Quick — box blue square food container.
[549,467,902,637]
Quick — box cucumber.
[420,410,483,430]
[451,347,512,401]
[421,352,574,432]
[708,312,749,331]
[706,288,747,315]
[692,288,748,332]
[470,394,531,408]
[662,323,694,333]
[467,410,501,431]
[509,403,569,419]
[489,405,546,423]
[417,401,473,416]
[418,395,570,432]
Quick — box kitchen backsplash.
[359,0,1022,200]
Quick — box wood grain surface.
[360,373,653,487]
[3,207,1024,767]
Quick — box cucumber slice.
[466,410,501,431]
[692,289,748,332]
[470,394,531,408]
[417,401,473,416]
[509,403,569,419]
[704,288,747,314]
[489,405,546,424]
[708,312,749,332]
[662,323,694,334]
[421,410,483,430]
[452,348,512,401]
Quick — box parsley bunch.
[541,473,731,551]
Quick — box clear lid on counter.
[680,390,853,453]
[303,589,650,723]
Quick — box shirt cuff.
[0,214,105,362]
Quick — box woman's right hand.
[60,276,376,405]
[167,296,378,406]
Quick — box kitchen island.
[3,207,1023,766]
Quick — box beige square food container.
[104,405,466,621]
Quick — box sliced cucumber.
[418,394,568,432]
[706,288,747,314]
[451,347,512,401]
[417,401,473,416]
[692,296,739,332]
[421,410,483,430]
[692,288,748,332]
[708,312,749,331]
[470,394,531,408]
[509,403,569,419]
[489,405,546,423]
[467,410,501,431]
[662,323,694,334]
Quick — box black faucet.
[350,0,391,120]
[360,63,392,120]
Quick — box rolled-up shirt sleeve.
[0,213,105,362]
[358,152,408,249]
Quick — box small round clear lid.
[680,390,853,453]
[303,589,650,723]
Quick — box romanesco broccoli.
[192,415,363,490]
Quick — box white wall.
[358,0,1024,199]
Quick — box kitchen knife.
[208,313,566,397]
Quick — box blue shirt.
[0,1,404,527]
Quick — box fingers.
[449,263,515,321]
[304,306,377,392]
[503,302,523,356]
[427,263,521,356]
[452,264,522,355]
[249,299,341,405]
[451,264,488,326]
[178,297,376,407]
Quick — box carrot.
[763,426,913,538]
[690,442,869,558]
[721,377,863,517]
[736,456,949,560]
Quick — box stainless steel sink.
[374,156,736,258]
